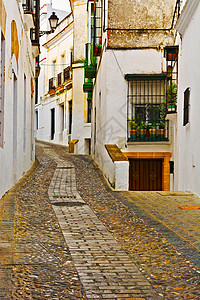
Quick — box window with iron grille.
[22,0,34,12]
[49,77,56,91]
[63,67,71,82]
[57,72,62,86]
[183,87,190,126]
[126,74,169,142]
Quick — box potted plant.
[158,120,165,140]
[166,82,177,113]
[139,121,148,140]
[128,117,138,141]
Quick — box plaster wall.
[0,0,35,198]
[71,0,92,154]
[176,1,200,196]
[107,0,176,48]
[35,14,73,146]
[92,48,177,189]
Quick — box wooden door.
[129,159,162,191]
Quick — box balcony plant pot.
[149,128,156,141]
[167,102,176,113]
[130,129,137,141]
[139,129,146,141]
[85,65,96,79]
[83,82,93,92]
[128,117,138,141]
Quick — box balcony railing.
[84,43,97,79]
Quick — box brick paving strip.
[44,145,160,299]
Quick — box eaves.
[176,0,200,35]
[43,21,73,48]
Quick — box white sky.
[40,0,71,12]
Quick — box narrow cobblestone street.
[0,141,199,299]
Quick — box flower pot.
[130,129,137,141]
[85,65,96,78]
[149,128,156,141]
[139,129,146,141]
[167,103,176,113]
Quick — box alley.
[0,141,199,299]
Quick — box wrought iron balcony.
[84,43,97,79]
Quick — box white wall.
[35,12,73,146]
[0,0,35,198]
[176,0,200,195]
[92,48,167,163]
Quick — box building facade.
[36,1,91,154]
[175,0,200,196]
[84,0,180,191]
[0,0,39,198]
[35,10,73,145]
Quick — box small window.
[183,87,190,126]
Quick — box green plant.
[140,121,148,129]
[166,82,177,104]
[128,117,138,130]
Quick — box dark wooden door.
[51,108,55,140]
[129,159,162,191]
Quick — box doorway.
[51,108,55,140]
[13,74,17,181]
[129,159,162,191]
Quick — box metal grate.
[52,202,86,207]
[126,75,169,142]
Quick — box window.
[126,74,169,142]
[127,74,166,123]
[0,31,5,148]
[52,59,56,77]
[60,54,65,71]
[183,87,190,126]
[35,110,38,130]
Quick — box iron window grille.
[183,87,190,126]
[126,74,169,142]
[63,67,71,82]
[22,0,34,12]
[93,0,102,56]
[57,72,63,86]
[49,77,56,91]
[164,46,178,114]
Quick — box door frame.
[124,152,171,191]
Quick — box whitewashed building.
[0,0,39,198]
[35,8,73,144]
[35,1,91,154]
[84,0,180,191]
[175,0,200,196]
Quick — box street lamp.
[39,12,59,37]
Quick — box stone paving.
[0,140,199,299]
[45,146,159,299]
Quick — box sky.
[40,0,71,12]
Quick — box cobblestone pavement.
[0,141,199,299]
